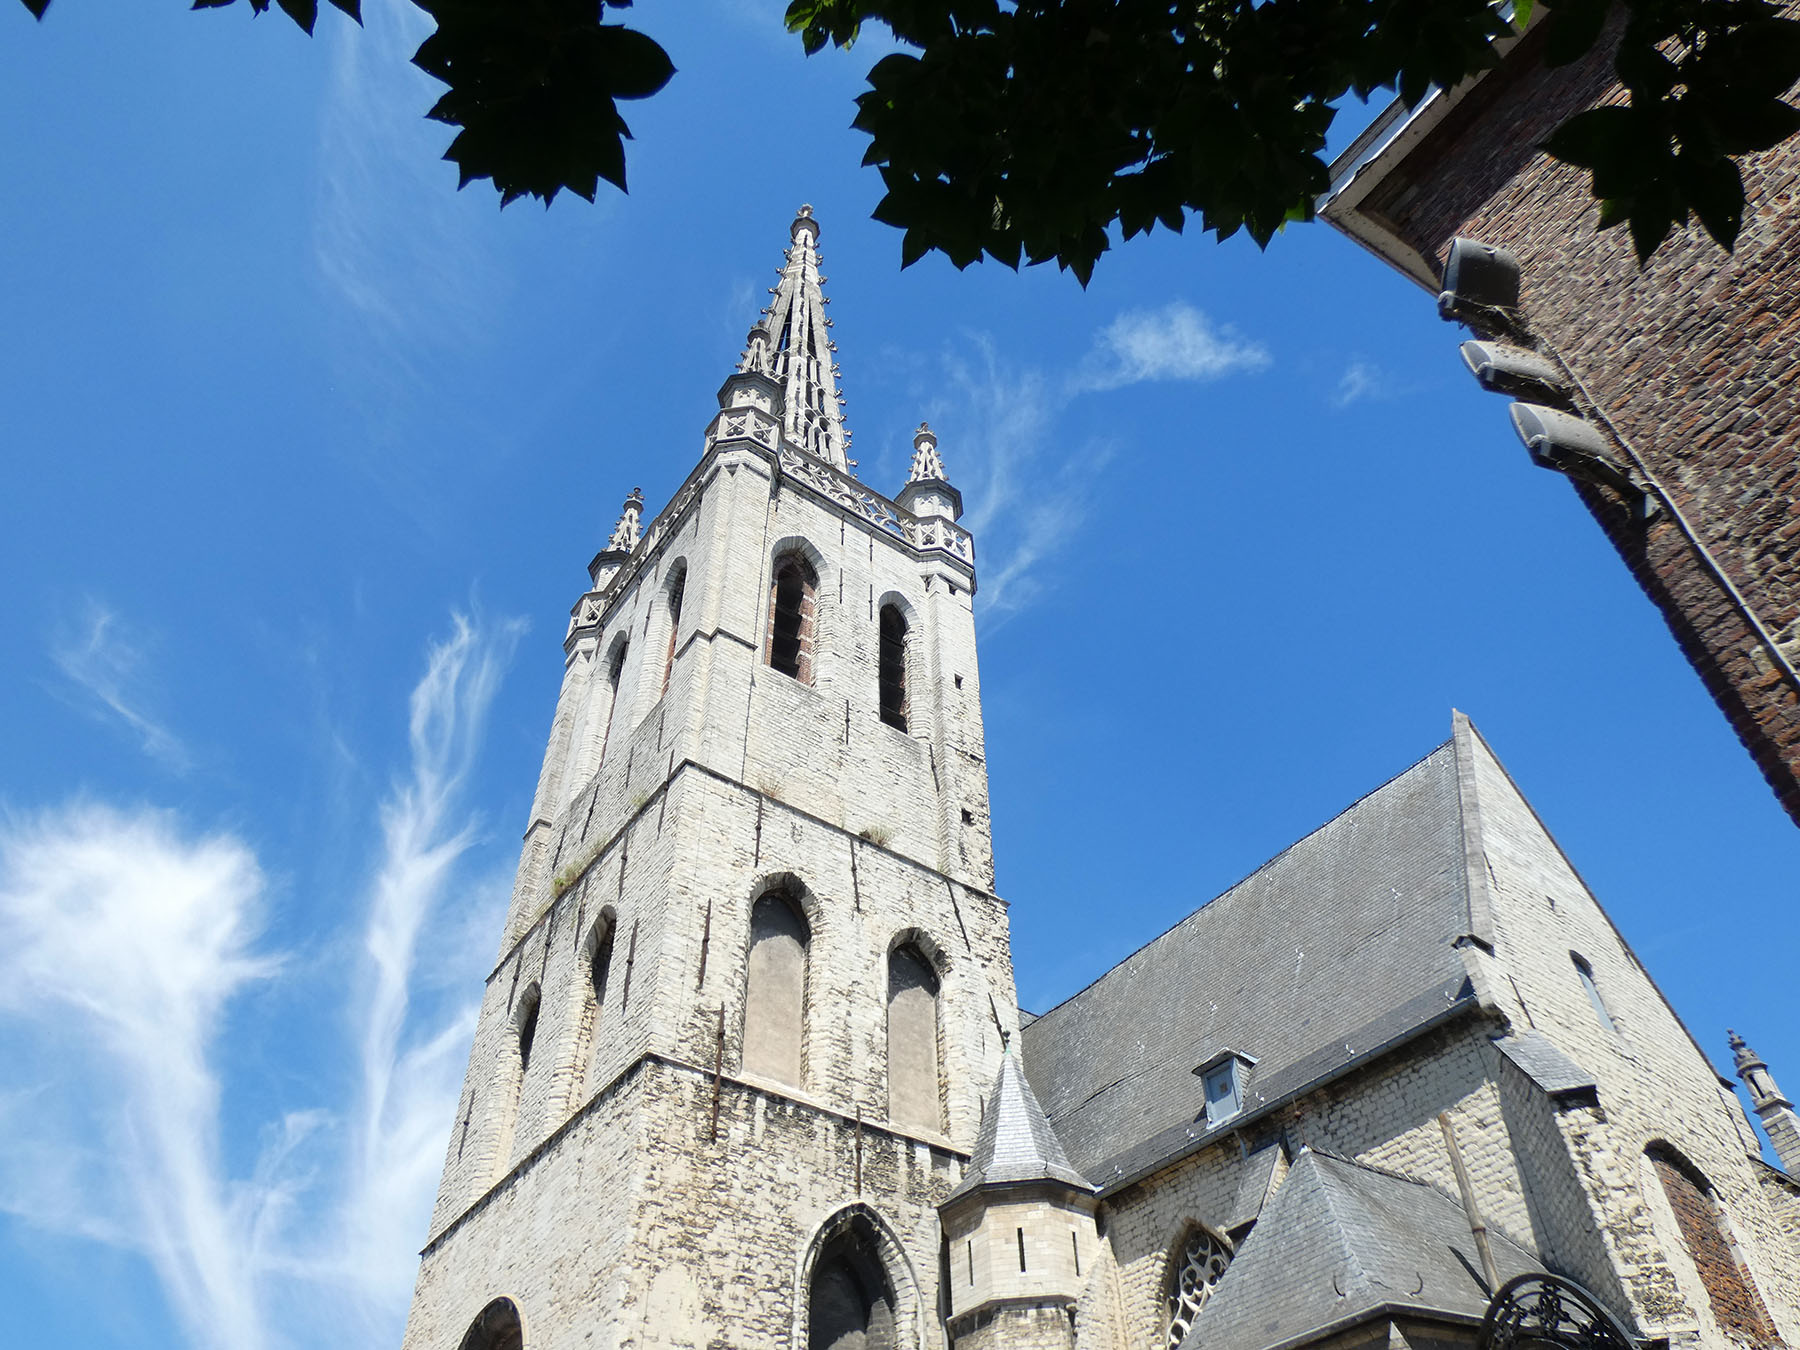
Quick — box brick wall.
[1651,1153,1784,1344]
[1346,12,1800,825]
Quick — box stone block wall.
[1344,10,1800,824]
[1461,723,1800,1342]
[406,1057,971,1350]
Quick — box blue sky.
[2,3,1795,1347]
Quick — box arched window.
[1572,954,1617,1034]
[491,984,540,1181]
[517,989,540,1075]
[571,915,615,1103]
[743,890,809,1087]
[878,605,908,731]
[1646,1145,1781,1343]
[768,554,818,684]
[661,569,687,696]
[599,638,629,761]
[1165,1225,1232,1350]
[808,1216,897,1350]
[886,944,940,1133]
[457,1297,524,1350]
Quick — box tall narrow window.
[743,891,809,1087]
[661,570,686,695]
[887,944,941,1133]
[1647,1146,1782,1343]
[1572,954,1617,1034]
[571,916,615,1103]
[598,638,629,762]
[491,984,540,1181]
[517,988,540,1075]
[768,555,818,684]
[878,605,908,730]
[809,1214,896,1350]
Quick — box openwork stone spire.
[738,205,849,470]
[908,422,946,483]
[606,488,644,553]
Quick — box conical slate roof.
[945,1045,1093,1203]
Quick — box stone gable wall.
[1465,729,1800,1342]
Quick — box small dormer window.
[1194,1049,1255,1127]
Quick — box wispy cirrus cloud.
[925,301,1265,615]
[331,612,523,1326]
[0,610,523,1349]
[1331,358,1400,409]
[50,600,190,771]
[1075,301,1271,393]
[0,803,277,1350]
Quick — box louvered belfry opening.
[878,605,908,731]
[769,555,817,683]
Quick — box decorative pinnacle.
[909,422,947,483]
[742,205,849,469]
[606,488,644,553]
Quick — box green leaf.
[1540,105,1637,171]
[1542,0,1608,67]
[1675,149,1746,250]
[274,0,317,34]
[1512,0,1534,31]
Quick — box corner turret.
[896,422,963,523]
[1732,1030,1800,1174]
[939,1043,1098,1350]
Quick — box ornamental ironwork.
[1478,1273,1638,1350]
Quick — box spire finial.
[606,488,644,553]
[745,205,848,468]
[909,422,947,484]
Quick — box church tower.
[401,206,1020,1350]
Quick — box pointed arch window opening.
[1646,1145,1783,1344]
[662,572,687,697]
[457,1298,524,1350]
[769,556,818,685]
[743,890,811,1089]
[598,638,629,767]
[1165,1226,1232,1350]
[886,942,941,1134]
[573,919,616,1102]
[879,605,909,732]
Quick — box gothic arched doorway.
[807,1211,899,1350]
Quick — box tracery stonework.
[1166,1229,1232,1350]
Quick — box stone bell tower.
[400,206,1020,1350]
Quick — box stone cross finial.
[607,488,644,553]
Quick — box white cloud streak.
[0,610,523,1350]
[1332,358,1392,408]
[931,301,1264,615]
[332,613,523,1327]
[1075,302,1270,393]
[50,600,190,771]
[0,803,276,1350]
